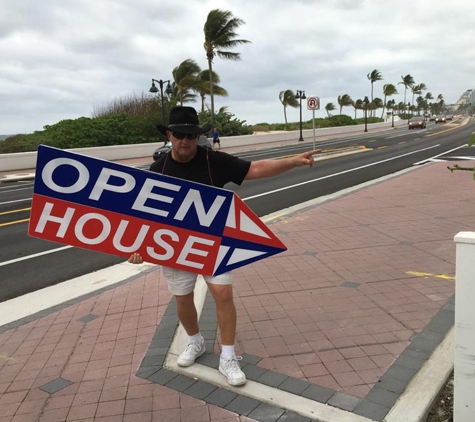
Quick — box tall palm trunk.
[370,83,374,117]
[207,57,215,128]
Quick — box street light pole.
[407,102,411,123]
[295,90,306,142]
[363,96,369,132]
[149,79,173,124]
[389,100,395,128]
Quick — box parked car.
[152,135,212,161]
[408,116,427,129]
[152,140,172,160]
[434,115,446,124]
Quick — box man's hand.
[294,149,322,168]
[128,253,143,264]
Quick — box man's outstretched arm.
[244,149,322,180]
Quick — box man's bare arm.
[244,149,321,180]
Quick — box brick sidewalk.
[1,161,472,421]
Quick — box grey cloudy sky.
[1,0,474,135]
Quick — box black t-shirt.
[149,146,251,188]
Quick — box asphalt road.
[1,118,473,302]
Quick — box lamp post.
[388,100,395,128]
[363,96,369,132]
[295,90,306,142]
[149,79,173,125]
[407,102,411,123]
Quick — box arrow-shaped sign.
[28,145,287,275]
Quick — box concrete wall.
[0,120,404,171]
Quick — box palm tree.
[416,96,427,115]
[437,94,445,115]
[367,69,383,116]
[353,99,363,119]
[381,83,398,119]
[172,59,201,106]
[371,98,383,117]
[411,83,427,106]
[203,9,251,126]
[325,102,336,118]
[195,69,228,112]
[337,94,353,115]
[397,101,406,115]
[399,74,415,107]
[279,90,299,126]
[424,92,434,117]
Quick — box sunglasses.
[172,131,199,140]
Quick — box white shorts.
[162,267,232,296]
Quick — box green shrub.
[328,115,356,126]
[0,114,158,153]
[199,108,253,136]
[355,117,383,125]
[251,123,272,132]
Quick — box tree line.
[279,70,447,126]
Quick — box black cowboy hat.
[156,106,212,136]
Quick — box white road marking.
[443,156,475,160]
[244,144,440,200]
[413,144,468,165]
[0,246,72,268]
[0,198,31,205]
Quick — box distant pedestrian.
[212,127,220,149]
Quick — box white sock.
[189,333,202,343]
[221,345,235,359]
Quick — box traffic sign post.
[307,97,320,150]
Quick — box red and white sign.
[307,97,320,110]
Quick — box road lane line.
[0,186,33,192]
[0,246,72,267]
[0,219,30,227]
[0,207,31,216]
[0,199,31,205]
[243,144,440,201]
[413,144,468,165]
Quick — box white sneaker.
[219,356,247,386]
[177,337,205,367]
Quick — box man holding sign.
[129,107,320,386]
